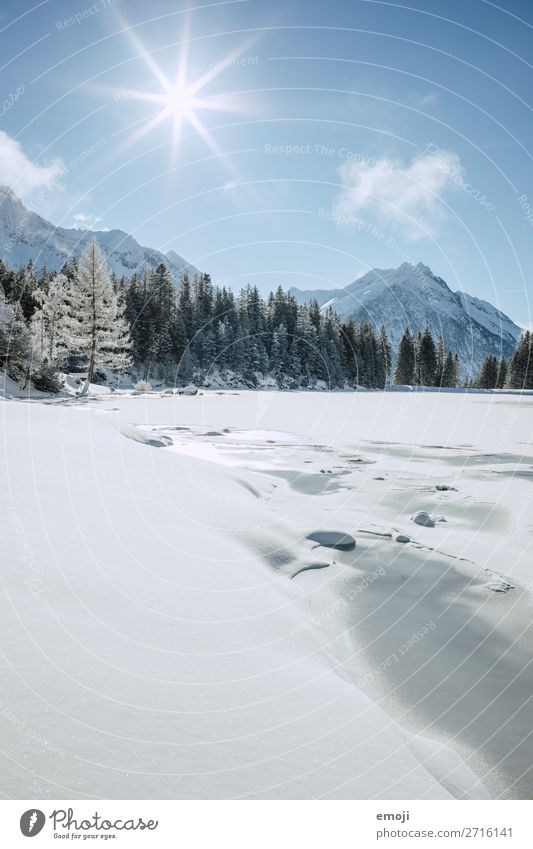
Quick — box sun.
[106,18,255,165]
[164,80,197,123]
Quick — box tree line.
[394,328,460,387]
[474,334,533,390]
[0,240,531,391]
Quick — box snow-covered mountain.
[291,262,522,376]
[0,185,197,281]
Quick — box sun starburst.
[107,17,255,167]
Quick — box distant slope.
[0,185,197,281]
[290,262,521,376]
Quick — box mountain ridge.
[290,262,521,376]
[0,184,197,281]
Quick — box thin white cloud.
[222,180,250,209]
[71,212,107,231]
[417,92,437,108]
[0,131,63,202]
[333,149,464,240]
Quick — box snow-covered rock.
[485,579,515,593]
[411,511,436,527]
[306,530,356,550]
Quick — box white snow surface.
[1,389,533,799]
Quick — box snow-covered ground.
[1,389,533,799]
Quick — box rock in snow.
[411,511,436,527]
[306,531,356,550]
[290,562,330,579]
[485,580,515,593]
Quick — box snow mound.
[119,422,173,448]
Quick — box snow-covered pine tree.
[379,326,392,383]
[287,337,302,387]
[506,332,533,389]
[441,350,459,387]
[0,261,11,303]
[215,317,233,370]
[144,263,177,378]
[177,272,194,340]
[321,307,345,387]
[496,357,507,389]
[269,323,289,382]
[200,329,217,374]
[393,328,416,384]
[0,302,31,381]
[417,328,438,387]
[454,354,461,386]
[18,259,39,320]
[476,353,499,388]
[308,298,321,333]
[357,323,380,388]
[65,240,132,393]
[341,319,359,386]
[413,331,423,384]
[435,335,445,386]
[294,307,320,381]
[30,272,70,365]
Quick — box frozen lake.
[1,389,532,799]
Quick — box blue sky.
[1,0,533,323]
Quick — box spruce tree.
[270,323,289,381]
[496,357,507,389]
[393,328,416,384]
[441,350,458,387]
[144,264,176,377]
[177,273,194,339]
[435,335,445,386]
[287,337,302,387]
[414,331,423,384]
[417,328,438,386]
[18,259,39,320]
[507,332,533,389]
[341,319,359,385]
[379,325,392,383]
[453,353,460,386]
[476,354,499,388]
